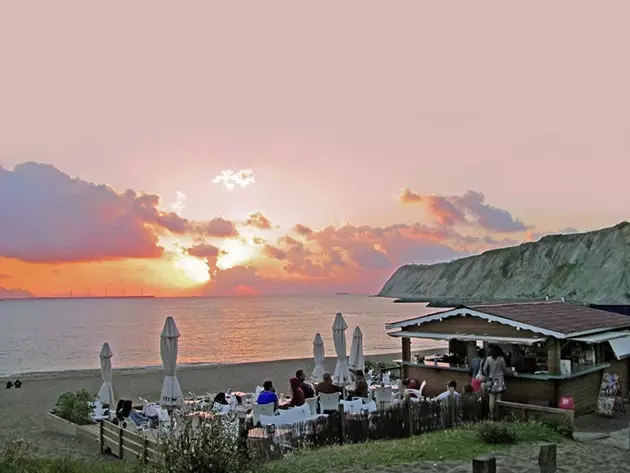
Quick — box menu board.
[596,372,624,416]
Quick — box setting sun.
[159,236,211,285]
[217,239,257,270]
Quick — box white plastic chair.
[305,397,318,416]
[363,400,378,413]
[381,372,391,385]
[252,403,275,426]
[341,399,364,413]
[319,392,340,413]
[255,385,264,396]
[374,386,393,409]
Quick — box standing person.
[482,344,515,419]
[470,348,486,392]
[296,369,315,398]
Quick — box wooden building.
[386,301,630,415]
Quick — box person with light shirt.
[435,380,461,401]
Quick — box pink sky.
[0,1,629,297]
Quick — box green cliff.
[378,222,630,304]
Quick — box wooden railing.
[99,420,159,464]
[496,400,574,427]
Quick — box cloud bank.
[1,162,541,296]
[0,162,238,262]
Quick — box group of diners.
[253,369,371,410]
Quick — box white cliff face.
[378,222,630,304]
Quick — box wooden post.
[466,341,477,366]
[472,455,496,473]
[143,436,148,464]
[118,425,124,459]
[404,398,414,437]
[547,339,561,376]
[538,443,557,473]
[337,403,345,445]
[402,337,411,378]
[99,420,104,454]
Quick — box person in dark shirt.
[5,381,13,389]
[213,392,229,405]
[350,370,368,399]
[14,379,22,388]
[316,372,341,395]
[296,369,315,398]
[256,380,279,410]
[288,377,305,407]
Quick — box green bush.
[477,421,517,444]
[542,416,574,439]
[152,412,251,473]
[52,389,93,425]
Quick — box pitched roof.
[386,301,630,338]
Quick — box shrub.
[153,411,251,473]
[477,421,517,444]
[542,417,574,439]
[52,389,93,425]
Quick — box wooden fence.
[99,420,159,464]
[496,400,575,428]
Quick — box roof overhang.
[569,330,630,344]
[388,330,546,346]
[609,336,630,360]
[385,306,630,340]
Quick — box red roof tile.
[467,301,630,335]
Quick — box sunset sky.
[1,1,629,298]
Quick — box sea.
[0,295,441,377]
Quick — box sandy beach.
[0,352,406,460]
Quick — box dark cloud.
[400,189,529,233]
[0,162,238,262]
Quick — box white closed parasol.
[97,342,114,405]
[311,333,326,381]
[349,326,365,372]
[332,312,352,386]
[160,316,183,407]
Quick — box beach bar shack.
[386,301,630,415]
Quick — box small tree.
[154,411,251,473]
[52,389,93,425]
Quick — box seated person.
[435,380,461,401]
[14,379,22,388]
[213,392,229,405]
[349,370,369,399]
[5,381,13,389]
[402,378,421,398]
[296,369,315,398]
[118,400,149,427]
[316,372,341,395]
[289,377,305,407]
[257,380,279,410]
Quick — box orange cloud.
[244,212,273,230]
[2,162,545,297]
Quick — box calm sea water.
[0,295,440,377]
